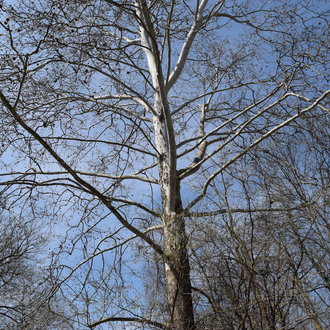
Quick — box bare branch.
[0,90,164,256]
[187,89,330,210]
[166,0,208,90]
[88,316,166,329]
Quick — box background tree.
[0,0,329,328]
[186,108,330,328]
[0,213,71,328]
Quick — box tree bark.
[136,1,195,325]
[163,212,195,329]
[153,103,195,329]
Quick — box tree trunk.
[163,212,195,329]
[153,113,195,328]
[136,2,195,323]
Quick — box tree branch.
[166,0,208,90]
[88,316,166,329]
[186,203,317,218]
[187,89,330,210]
[0,90,164,256]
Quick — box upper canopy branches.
[0,0,328,212]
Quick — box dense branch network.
[0,0,329,328]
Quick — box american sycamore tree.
[0,0,329,328]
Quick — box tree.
[0,0,329,328]
[0,213,71,328]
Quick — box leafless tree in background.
[0,0,329,328]
[0,213,71,328]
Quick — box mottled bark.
[153,114,195,328]
[163,212,195,329]
[152,102,194,328]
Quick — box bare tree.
[0,0,329,328]
[186,110,329,328]
[0,213,72,329]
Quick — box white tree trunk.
[153,99,195,328]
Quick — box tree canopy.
[0,0,329,328]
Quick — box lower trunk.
[163,213,195,329]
